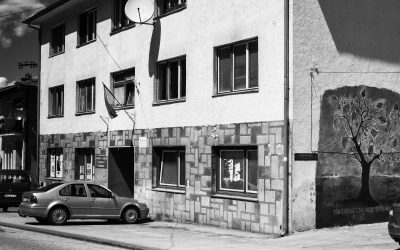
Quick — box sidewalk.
[0,208,397,250]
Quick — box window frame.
[112,0,135,32]
[156,0,187,17]
[111,68,135,109]
[47,148,63,179]
[50,23,65,57]
[154,147,186,190]
[155,56,186,104]
[59,184,88,197]
[48,85,64,118]
[77,8,97,46]
[214,146,258,197]
[75,148,95,181]
[214,38,258,95]
[76,78,96,115]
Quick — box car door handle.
[65,198,70,202]
[90,199,95,202]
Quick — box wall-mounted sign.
[294,153,318,161]
[139,137,148,148]
[95,155,107,168]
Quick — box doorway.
[108,147,134,198]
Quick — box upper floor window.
[112,68,135,108]
[50,24,65,56]
[78,9,96,46]
[113,0,134,31]
[216,39,258,94]
[48,85,64,118]
[156,0,186,16]
[156,56,186,103]
[76,78,95,114]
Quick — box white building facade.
[26,0,287,234]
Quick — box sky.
[0,0,57,86]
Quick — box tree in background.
[331,88,400,206]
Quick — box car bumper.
[18,202,47,218]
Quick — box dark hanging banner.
[294,153,318,161]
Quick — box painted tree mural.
[330,88,400,206]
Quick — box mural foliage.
[317,86,400,228]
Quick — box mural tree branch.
[331,88,400,206]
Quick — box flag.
[103,83,118,118]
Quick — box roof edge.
[23,0,70,25]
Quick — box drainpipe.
[28,23,41,185]
[282,0,290,236]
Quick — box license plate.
[4,194,17,198]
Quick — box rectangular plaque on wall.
[95,155,108,168]
[294,153,318,161]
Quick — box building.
[0,79,38,177]
[25,0,288,234]
[292,0,400,230]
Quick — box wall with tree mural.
[317,86,400,227]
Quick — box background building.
[25,0,287,234]
[0,79,38,177]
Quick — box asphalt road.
[0,225,123,250]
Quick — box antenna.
[125,0,155,25]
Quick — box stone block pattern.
[39,121,284,234]
[133,121,285,234]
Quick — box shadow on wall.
[318,0,400,62]
[148,20,161,77]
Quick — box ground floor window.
[48,148,63,178]
[75,148,94,180]
[154,147,185,189]
[214,146,257,195]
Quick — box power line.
[0,6,45,18]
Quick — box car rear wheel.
[2,207,8,212]
[122,207,139,224]
[35,217,48,224]
[48,207,68,225]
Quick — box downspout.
[282,0,290,236]
[28,23,41,185]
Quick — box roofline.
[0,82,37,94]
[23,0,70,24]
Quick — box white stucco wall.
[38,0,285,134]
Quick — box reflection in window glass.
[220,151,244,191]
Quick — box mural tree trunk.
[331,88,400,206]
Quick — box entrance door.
[108,147,134,198]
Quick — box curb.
[0,221,162,250]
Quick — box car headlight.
[389,210,394,216]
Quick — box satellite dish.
[125,0,155,24]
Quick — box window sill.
[212,88,259,98]
[46,177,63,181]
[76,39,96,48]
[114,105,134,110]
[152,187,185,194]
[48,115,64,119]
[75,111,96,116]
[49,51,65,58]
[154,5,187,20]
[110,24,136,36]
[152,98,186,106]
[211,194,258,202]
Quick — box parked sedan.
[18,181,149,225]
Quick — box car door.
[87,184,119,217]
[58,184,90,217]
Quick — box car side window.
[87,184,111,198]
[59,184,87,197]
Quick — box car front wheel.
[122,207,139,224]
[48,207,68,225]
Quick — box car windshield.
[37,182,64,192]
